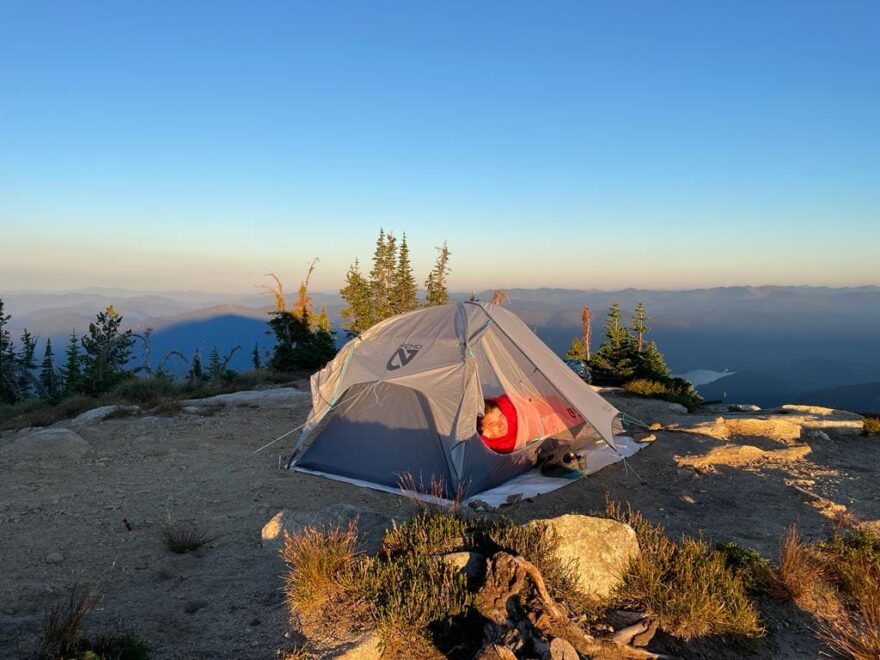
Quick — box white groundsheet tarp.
[295,435,645,508]
[462,435,645,507]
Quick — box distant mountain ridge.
[2,285,878,403]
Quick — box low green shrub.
[381,510,469,557]
[864,416,880,436]
[716,542,773,595]
[109,376,178,407]
[624,379,668,397]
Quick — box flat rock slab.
[529,514,638,601]
[676,444,812,470]
[67,405,139,427]
[261,503,394,554]
[7,428,91,461]
[182,388,307,409]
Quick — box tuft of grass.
[769,524,829,607]
[605,499,763,641]
[161,513,211,554]
[109,376,178,407]
[815,527,880,659]
[37,584,99,659]
[864,416,880,436]
[282,523,359,611]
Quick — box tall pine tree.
[340,258,373,337]
[39,338,61,400]
[80,305,135,395]
[588,303,635,384]
[390,232,418,314]
[0,300,16,404]
[424,241,451,306]
[62,331,83,396]
[368,229,396,321]
[16,329,37,398]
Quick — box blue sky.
[1,1,878,293]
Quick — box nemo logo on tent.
[386,344,422,370]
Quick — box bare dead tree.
[581,305,592,361]
[294,258,319,322]
[221,345,241,371]
[492,289,509,305]
[258,273,287,313]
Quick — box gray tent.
[289,302,625,499]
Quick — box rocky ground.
[1,386,878,659]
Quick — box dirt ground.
[1,387,878,659]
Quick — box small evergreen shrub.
[864,416,880,436]
[716,542,773,594]
[381,510,469,557]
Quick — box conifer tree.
[390,233,418,314]
[588,303,635,384]
[80,305,134,395]
[635,340,672,381]
[340,259,373,337]
[369,228,397,321]
[252,343,262,370]
[39,338,61,399]
[424,241,451,306]
[16,329,37,398]
[62,331,83,396]
[631,302,649,353]
[565,337,587,361]
[207,347,223,381]
[0,300,16,404]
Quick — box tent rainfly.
[288,301,626,499]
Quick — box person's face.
[481,407,508,439]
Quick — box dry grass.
[815,528,880,659]
[37,584,98,659]
[281,522,360,618]
[605,499,764,642]
[161,513,211,554]
[624,379,668,397]
[769,524,829,605]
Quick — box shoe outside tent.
[288,301,643,503]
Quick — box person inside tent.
[477,395,519,454]
[477,393,584,454]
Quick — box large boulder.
[261,503,394,554]
[182,387,307,409]
[7,428,91,461]
[68,405,138,427]
[529,514,638,601]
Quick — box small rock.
[680,495,696,504]
[441,551,485,583]
[648,422,662,431]
[727,404,761,413]
[634,433,656,443]
[334,631,382,659]
[802,428,832,442]
[548,637,578,660]
[46,552,64,564]
[184,600,207,614]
